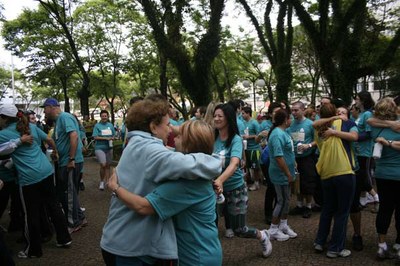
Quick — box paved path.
[1,157,397,265]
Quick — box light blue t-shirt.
[169,118,181,126]
[214,134,244,192]
[356,111,373,157]
[288,118,315,157]
[31,124,48,147]
[93,122,115,151]
[243,119,261,150]
[101,131,221,259]
[268,127,295,185]
[146,179,222,266]
[53,112,84,167]
[0,123,53,186]
[371,126,400,181]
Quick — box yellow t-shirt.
[315,119,355,180]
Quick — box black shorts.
[296,154,319,195]
[245,150,261,170]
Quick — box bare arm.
[313,115,347,129]
[376,137,400,151]
[108,171,155,215]
[68,131,78,168]
[322,128,358,142]
[367,118,400,133]
[214,157,240,193]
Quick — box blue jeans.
[315,174,355,252]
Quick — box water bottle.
[297,142,303,154]
[373,142,383,159]
[109,139,113,148]
[243,139,247,150]
[216,193,225,204]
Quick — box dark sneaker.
[289,206,304,215]
[302,207,312,218]
[79,181,85,191]
[376,247,395,260]
[311,205,322,212]
[326,249,351,258]
[352,235,363,251]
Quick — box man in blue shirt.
[242,106,262,191]
[289,101,318,218]
[41,98,87,233]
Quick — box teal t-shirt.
[214,134,244,192]
[53,112,84,167]
[169,118,181,126]
[0,123,53,186]
[146,179,222,266]
[237,117,245,135]
[243,119,261,150]
[371,126,400,181]
[268,127,295,185]
[288,118,315,157]
[260,120,272,132]
[356,111,373,157]
[31,124,48,147]
[93,122,115,151]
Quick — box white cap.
[0,104,18,117]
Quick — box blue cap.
[40,98,60,108]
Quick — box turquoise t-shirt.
[31,124,48,147]
[169,118,181,126]
[0,123,53,186]
[53,112,84,167]
[214,134,244,192]
[268,127,295,185]
[243,119,261,150]
[146,179,222,266]
[288,118,315,157]
[356,111,373,157]
[237,117,245,135]
[93,122,115,151]
[371,126,400,181]
[260,119,272,132]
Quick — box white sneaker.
[393,243,400,251]
[248,182,259,191]
[279,225,297,238]
[99,181,105,191]
[225,228,234,238]
[366,193,375,204]
[268,228,289,241]
[359,196,367,207]
[260,230,272,257]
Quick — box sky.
[0,0,253,69]
[0,0,38,69]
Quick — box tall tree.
[238,0,294,102]
[139,0,225,106]
[292,0,400,104]
[37,0,92,115]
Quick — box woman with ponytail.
[0,104,70,259]
[266,108,297,241]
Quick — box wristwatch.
[112,184,121,198]
[388,140,393,147]
[69,157,75,162]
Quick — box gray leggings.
[273,184,291,218]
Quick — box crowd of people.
[0,92,399,265]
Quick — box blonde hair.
[203,101,222,127]
[374,97,397,121]
[179,120,215,155]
